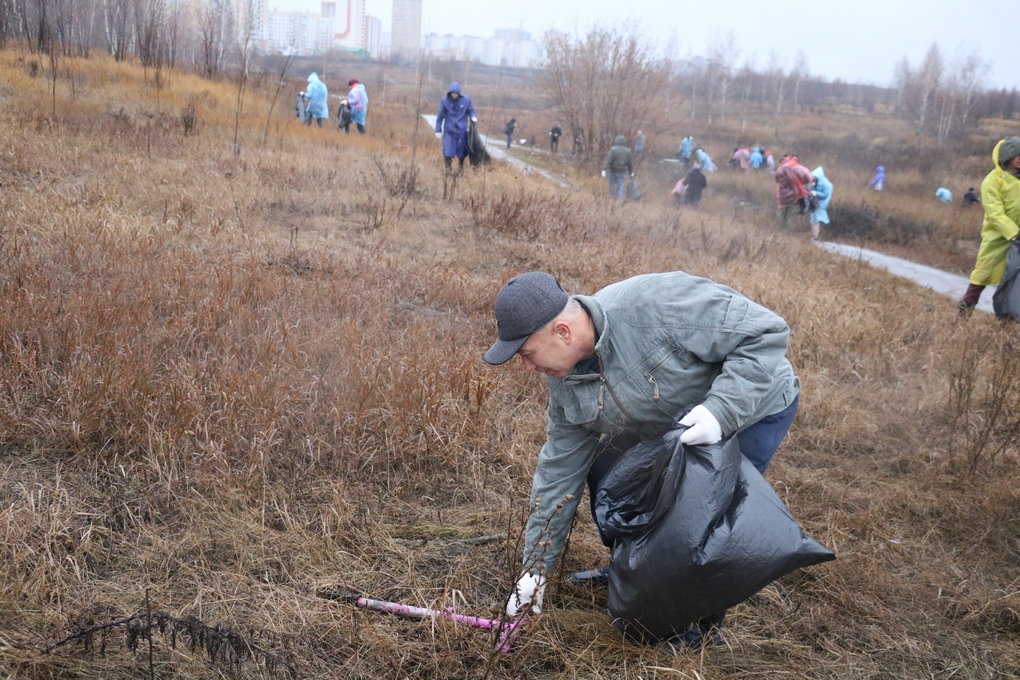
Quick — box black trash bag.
[337,101,353,130]
[295,93,310,125]
[467,120,490,167]
[992,239,1020,320]
[595,434,835,642]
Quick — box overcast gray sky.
[273,0,1018,89]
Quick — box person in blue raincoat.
[435,81,477,173]
[869,165,885,191]
[809,166,833,241]
[679,136,694,165]
[304,72,329,127]
[750,147,764,169]
[935,187,953,203]
[696,147,714,172]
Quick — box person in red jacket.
[774,155,813,231]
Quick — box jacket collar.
[574,294,607,350]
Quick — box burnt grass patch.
[826,201,941,245]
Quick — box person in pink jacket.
[774,155,813,231]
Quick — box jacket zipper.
[644,350,678,403]
[599,374,637,421]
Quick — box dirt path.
[422,114,571,188]
[814,241,996,314]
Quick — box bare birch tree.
[542,26,669,165]
[232,0,256,156]
[911,43,943,134]
[706,31,736,129]
[791,51,809,112]
[197,0,232,79]
[767,52,788,138]
[103,0,131,61]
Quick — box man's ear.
[552,319,573,344]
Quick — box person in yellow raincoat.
[959,137,1020,315]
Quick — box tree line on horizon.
[2,0,1017,158]
[541,28,1017,164]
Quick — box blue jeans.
[586,393,800,546]
[608,172,626,200]
[736,394,799,473]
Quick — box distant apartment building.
[265,0,367,54]
[425,28,541,69]
[322,0,366,51]
[364,16,383,58]
[390,0,423,59]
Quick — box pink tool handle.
[354,597,525,652]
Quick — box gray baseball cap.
[483,272,570,365]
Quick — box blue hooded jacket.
[436,81,477,158]
[680,136,694,160]
[696,148,714,172]
[810,166,833,224]
[750,147,764,169]
[869,166,885,189]
[305,73,328,119]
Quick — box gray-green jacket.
[602,135,633,174]
[522,271,800,575]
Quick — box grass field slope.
[0,51,1018,679]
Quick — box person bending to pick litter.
[959,137,1020,315]
[482,271,800,649]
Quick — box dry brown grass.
[0,49,1018,679]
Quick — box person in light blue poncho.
[696,147,714,172]
[750,147,764,169]
[809,166,833,240]
[869,165,885,191]
[304,72,328,127]
[679,136,694,164]
[935,187,953,203]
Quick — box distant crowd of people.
[430,85,1017,283]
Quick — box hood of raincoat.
[876,166,884,174]
[447,81,462,96]
[811,166,827,181]
[308,72,320,84]
[614,135,627,146]
[997,137,1020,170]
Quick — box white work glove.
[810,190,817,197]
[435,131,442,139]
[601,170,607,178]
[471,117,478,122]
[675,404,722,446]
[506,572,545,616]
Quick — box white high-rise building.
[322,0,366,51]
[390,0,422,60]
[365,16,383,58]
[424,29,541,69]
[265,0,367,54]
